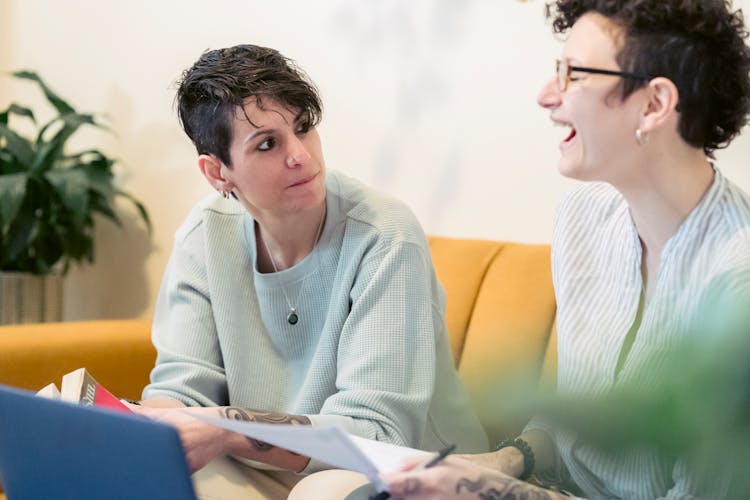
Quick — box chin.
[556,159,582,180]
[556,152,597,182]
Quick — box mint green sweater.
[144,171,488,471]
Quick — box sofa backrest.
[0,320,154,401]
[0,237,558,450]
[429,236,557,446]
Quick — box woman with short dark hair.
[129,44,487,499]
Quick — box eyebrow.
[240,111,310,146]
[562,56,585,65]
[241,127,273,146]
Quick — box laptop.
[0,384,197,500]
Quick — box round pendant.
[287,311,299,325]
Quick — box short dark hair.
[546,0,750,156]
[176,44,322,166]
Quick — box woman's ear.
[197,154,233,192]
[639,77,680,133]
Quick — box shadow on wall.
[63,207,154,320]
[103,84,183,178]
[61,81,192,320]
[62,83,177,321]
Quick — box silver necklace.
[260,206,326,325]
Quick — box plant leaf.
[0,173,28,232]
[45,169,89,224]
[32,113,100,173]
[0,103,36,126]
[4,211,38,263]
[77,160,115,197]
[12,70,75,115]
[89,193,121,226]
[0,122,35,166]
[116,189,153,233]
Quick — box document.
[193,414,429,490]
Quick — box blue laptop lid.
[0,384,197,500]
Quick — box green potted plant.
[0,70,151,324]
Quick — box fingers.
[398,456,430,472]
[387,475,427,497]
[121,400,142,412]
[382,469,442,499]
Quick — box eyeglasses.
[555,59,652,92]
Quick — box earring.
[219,190,229,199]
[635,128,648,145]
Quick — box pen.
[368,444,456,500]
[420,443,456,469]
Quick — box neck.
[255,202,327,272]
[615,145,713,287]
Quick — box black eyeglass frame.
[555,59,653,92]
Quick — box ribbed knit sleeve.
[308,241,435,444]
[143,217,229,407]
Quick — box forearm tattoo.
[454,474,555,500]
[222,407,310,453]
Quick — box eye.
[296,120,312,136]
[257,137,276,151]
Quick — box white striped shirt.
[539,168,750,499]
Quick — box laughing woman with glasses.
[356,0,750,499]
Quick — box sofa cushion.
[0,320,155,401]
[428,236,505,364]
[454,242,556,445]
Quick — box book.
[37,367,131,413]
[36,382,61,400]
[191,414,430,491]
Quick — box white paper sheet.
[191,414,430,489]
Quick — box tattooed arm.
[383,456,567,500]
[128,404,311,473]
[219,407,311,471]
[459,430,558,479]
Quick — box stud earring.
[635,128,648,145]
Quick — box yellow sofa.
[0,236,557,496]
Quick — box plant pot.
[0,272,63,325]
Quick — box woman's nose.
[537,76,562,109]
[285,138,312,168]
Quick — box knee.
[288,469,370,500]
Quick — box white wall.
[3,0,749,320]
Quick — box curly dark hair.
[176,44,322,166]
[546,0,750,155]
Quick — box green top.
[144,170,488,472]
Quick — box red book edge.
[79,370,132,413]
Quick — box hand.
[457,446,525,478]
[381,456,559,500]
[128,404,228,472]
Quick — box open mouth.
[553,120,577,147]
[564,127,577,143]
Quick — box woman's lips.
[288,172,318,188]
[560,127,577,151]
